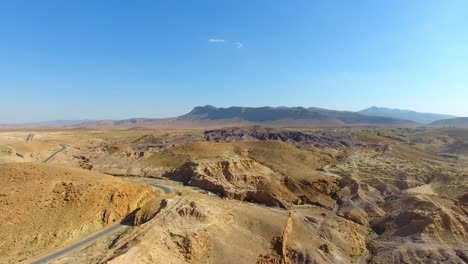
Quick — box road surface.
[26,134,34,142]
[149,183,172,194]
[26,183,173,264]
[43,145,67,163]
[29,217,132,264]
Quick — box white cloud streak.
[208,38,244,49]
[208,38,225,43]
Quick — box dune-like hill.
[0,163,157,263]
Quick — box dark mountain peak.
[189,105,217,114]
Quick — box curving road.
[149,183,172,194]
[29,217,132,264]
[26,184,173,264]
[43,145,67,163]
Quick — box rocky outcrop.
[203,127,388,154]
[370,195,468,240]
[123,151,151,160]
[133,198,167,226]
[166,158,291,208]
[162,157,340,210]
[176,201,208,222]
[203,127,354,149]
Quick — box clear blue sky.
[1,0,467,122]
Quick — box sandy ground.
[0,163,157,263]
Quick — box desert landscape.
[2,2,468,263]
[1,112,467,263]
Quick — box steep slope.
[0,163,157,263]
[359,106,455,124]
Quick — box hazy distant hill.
[0,120,93,128]
[430,117,468,128]
[74,117,185,130]
[359,106,455,124]
[176,105,415,127]
[79,118,171,127]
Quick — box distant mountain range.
[359,106,456,124]
[177,105,415,126]
[75,106,417,128]
[1,106,462,129]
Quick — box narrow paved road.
[29,217,132,264]
[26,184,173,264]
[26,134,34,142]
[43,145,67,163]
[149,183,172,194]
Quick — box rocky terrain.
[202,126,389,155]
[52,183,369,264]
[85,139,337,209]
[0,127,467,263]
[325,138,468,263]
